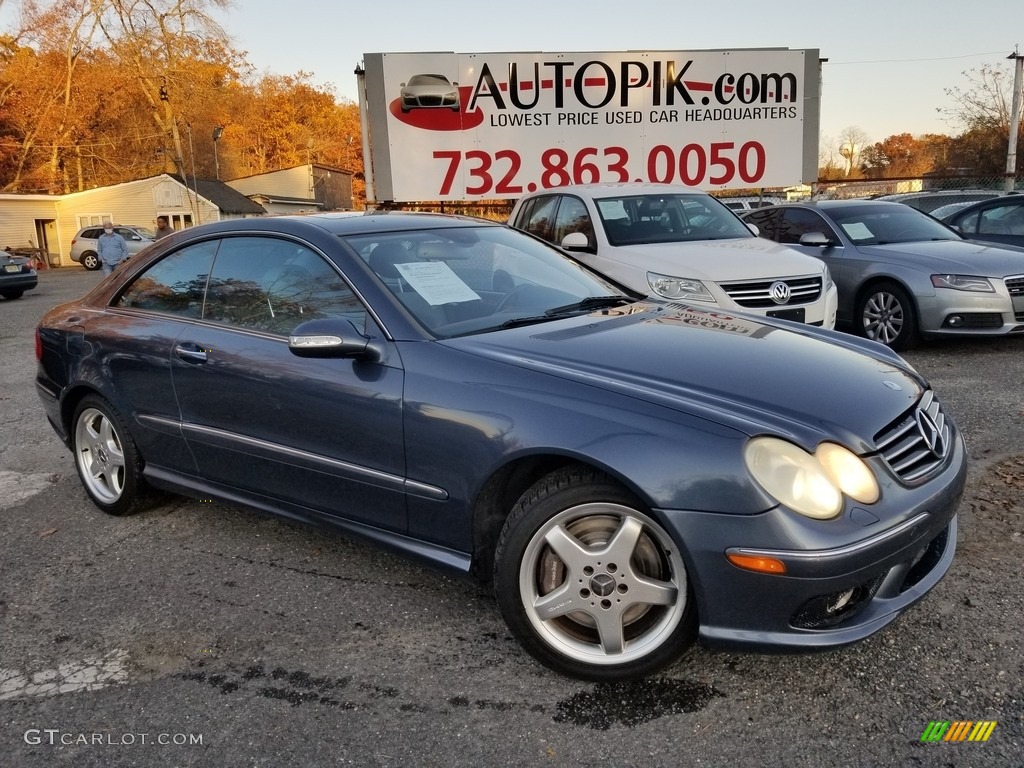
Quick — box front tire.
[81,252,100,270]
[72,395,151,516]
[857,281,919,350]
[494,467,695,681]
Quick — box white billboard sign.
[361,49,820,202]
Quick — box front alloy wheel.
[858,281,918,350]
[495,468,695,680]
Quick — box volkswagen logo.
[915,408,947,459]
[769,281,791,305]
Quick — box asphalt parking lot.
[1,268,1021,767]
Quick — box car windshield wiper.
[543,296,633,316]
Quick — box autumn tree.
[938,62,1024,176]
[858,133,952,178]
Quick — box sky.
[208,0,1022,148]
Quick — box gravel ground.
[0,269,1021,767]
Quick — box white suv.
[509,183,837,328]
[70,225,155,270]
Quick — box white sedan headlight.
[823,264,834,290]
[744,437,879,520]
[647,272,715,302]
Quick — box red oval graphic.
[390,86,484,131]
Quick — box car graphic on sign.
[400,74,460,112]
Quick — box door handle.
[175,344,208,363]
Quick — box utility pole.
[1006,47,1023,193]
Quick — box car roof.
[522,183,707,199]
[757,199,913,211]
[168,211,501,238]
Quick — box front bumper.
[659,429,967,651]
[917,287,1024,338]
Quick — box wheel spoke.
[628,575,679,607]
[84,419,101,442]
[603,516,644,562]
[533,582,579,619]
[99,417,116,449]
[543,524,591,571]
[592,608,625,655]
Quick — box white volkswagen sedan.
[510,184,838,328]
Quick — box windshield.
[343,225,633,338]
[594,193,753,245]
[827,204,961,245]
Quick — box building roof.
[226,163,354,183]
[170,175,266,215]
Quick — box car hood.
[606,237,826,280]
[447,302,923,451]
[856,239,1024,274]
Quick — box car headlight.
[930,274,995,292]
[823,264,834,290]
[647,272,715,302]
[744,437,879,520]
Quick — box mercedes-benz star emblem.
[589,573,616,598]
[769,281,791,305]
[915,408,946,459]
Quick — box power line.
[826,51,1008,66]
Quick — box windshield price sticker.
[363,49,818,201]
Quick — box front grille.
[943,312,1003,328]
[791,571,888,629]
[874,390,951,484]
[1005,275,1024,296]
[720,276,822,308]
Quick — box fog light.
[825,588,855,613]
[946,315,964,327]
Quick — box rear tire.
[81,252,100,270]
[494,467,696,681]
[0,290,24,300]
[72,394,153,516]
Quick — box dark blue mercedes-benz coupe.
[35,212,966,680]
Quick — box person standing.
[154,215,174,240]
[97,224,129,276]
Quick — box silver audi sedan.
[742,200,1024,350]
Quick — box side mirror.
[289,318,380,361]
[799,232,832,247]
[746,223,760,236]
[560,231,593,253]
[452,81,459,86]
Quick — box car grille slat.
[873,390,952,484]
[719,276,822,308]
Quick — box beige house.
[227,164,354,215]
[0,174,265,267]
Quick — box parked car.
[70,225,156,270]
[37,212,966,680]
[509,184,838,328]
[716,195,784,212]
[942,195,1024,249]
[741,201,1024,350]
[873,189,1002,214]
[0,248,37,299]
[399,73,460,112]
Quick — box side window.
[116,228,141,242]
[512,198,535,229]
[203,237,366,335]
[552,196,593,247]
[83,228,102,239]
[977,204,1024,236]
[743,209,779,239]
[956,211,979,234]
[114,241,218,316]
[523,195,559,243]
[779,209,836,244]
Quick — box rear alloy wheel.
[81,251,100,270]
[494,467,695,681]
[858,281,919,350]
[72,395,151,516]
